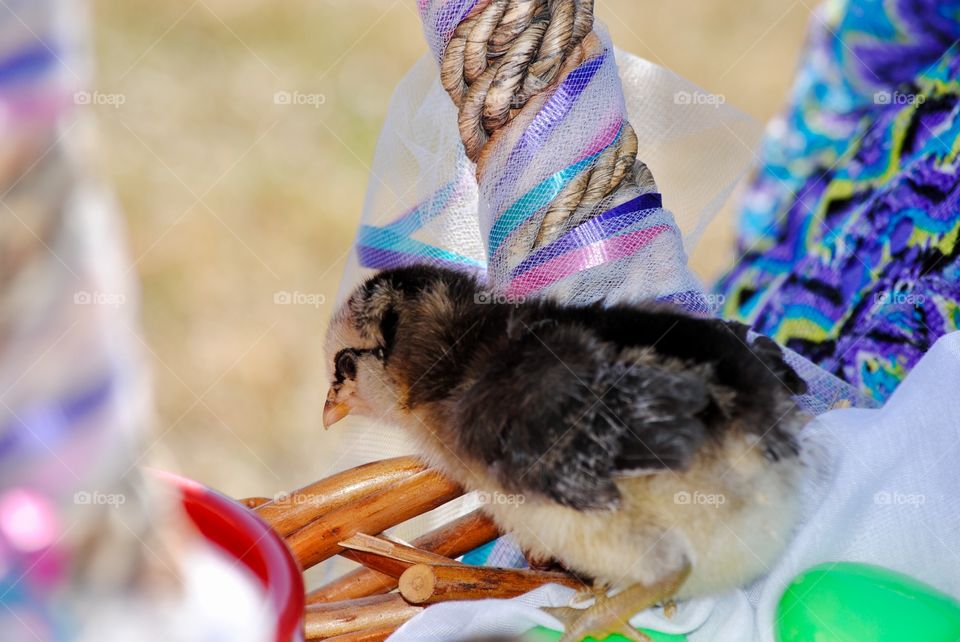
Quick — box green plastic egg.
[776,562,960,642]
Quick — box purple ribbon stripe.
[510,192,663,278]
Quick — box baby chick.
[323,266,809,642]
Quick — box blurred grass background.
[86,0,812,498]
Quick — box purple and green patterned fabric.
[716,0,960,403]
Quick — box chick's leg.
[544,562,690,642]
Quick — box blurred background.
[85,0,813,499]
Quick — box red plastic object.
[153,470,305,642]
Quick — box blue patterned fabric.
[716,0,960,403]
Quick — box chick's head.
[321,279,399,428]
[322,267,452,428]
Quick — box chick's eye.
[335,351,357,381]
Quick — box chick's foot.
[544,562,690,642]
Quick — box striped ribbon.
[356,44,673,298]
[0,374,116,459]
[504,194,671,298]
[0,42,57,84]
[0,374,115,461]
[0,22,73,124]
[356,176,485,272]
[360,16,681,303]
[488,120,626,259]
[490,51,608,204]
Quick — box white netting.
[341,40,759,303]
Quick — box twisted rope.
[439,0,643,249]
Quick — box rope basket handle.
[438,0,642,249]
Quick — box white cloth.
[389,331,960,641]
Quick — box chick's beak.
[323,387,352,429]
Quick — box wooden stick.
[322,625,400,642]
[307,509,499,603]
[254,456,427,537]
[324,533,468,587]
[340,532,466,567]
[399,564,585,604]
[338,548,412,580]
[304,594,421,640]
[404,509,499,558]
[307,560,399,603]
[286,469,463,569]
